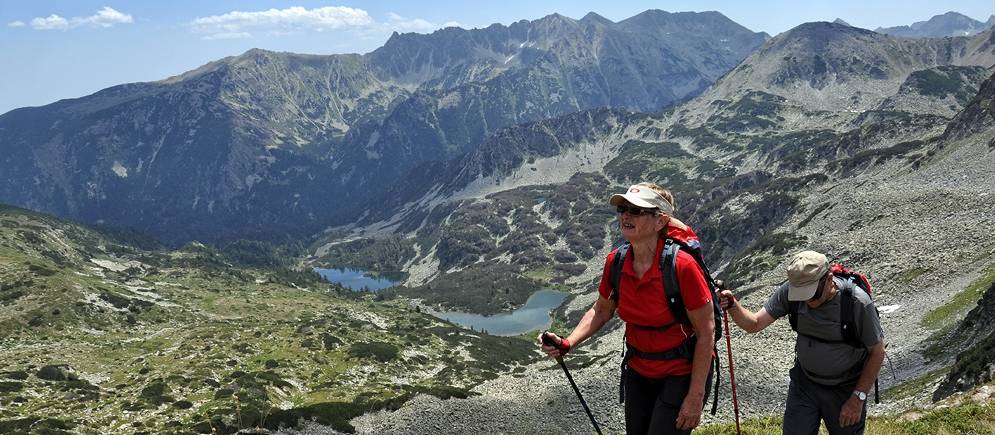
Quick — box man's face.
[804,274,834,308]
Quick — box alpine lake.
[314,267,567,336]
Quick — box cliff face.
[943,69,995,140]
[934,281,995,401]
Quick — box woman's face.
[617,203,668,243]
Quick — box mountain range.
[875,11,995,38]
[0,10,766,243]
[3,8,995,434]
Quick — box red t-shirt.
[597,238,712,378]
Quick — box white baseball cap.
[609,185,675,214]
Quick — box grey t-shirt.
[765,277,884,385]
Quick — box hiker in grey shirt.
[718,251,885,435]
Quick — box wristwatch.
[853,390,867,401]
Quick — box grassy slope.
[699,384,995,434]
[923,259,995,329]
[0,205,535,434]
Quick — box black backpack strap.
[661,238,721,415]
[609,243,629,306]
[839,278,859,347]
[710,344,720,415]
[619,335,630,404]
[683,239,720,289]
[842,277,881,402]
[629,322,679,331]
[625,337,696,360]
[661,239,687,325]
[788,300,799,332]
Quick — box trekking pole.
[723,310,742,435]
[715,281,742,435]
[541,331,603,435]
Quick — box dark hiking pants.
[624,368,712,435]
[783,364,866,435]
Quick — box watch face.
[856,391,867,400]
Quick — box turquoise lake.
[427,289,569,336]
[314,267,400,291]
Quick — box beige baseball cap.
[609,185,675,214]
[787,250,829,301]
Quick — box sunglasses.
[616,204,659,217]
[810,274,830,301]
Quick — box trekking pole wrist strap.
[559,338,571,353]
[541,331,570,353]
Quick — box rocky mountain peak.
[695,21,995,113]
[621,9,723,30]
[225,48,290,69]
[536,12,576,24]
[876,11,995,38]
[525,12,582,38]
[579,12,613,26]
[778,21,878,47]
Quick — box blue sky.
[2,1,993,115]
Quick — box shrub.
[348,342,399,362]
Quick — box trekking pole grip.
[541,330,568,351]
[542,331,573,364]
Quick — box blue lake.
[428,289,569,336]
[314,268,401,291]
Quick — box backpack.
[788,263,881,402]
[607,223,725,414]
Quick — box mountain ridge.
[876,11,995,38]
[0,10,766,243]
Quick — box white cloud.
[74,6,133,28]
[28,7,133,31]
[190,6,373,39]
[30,14,69,30]
[189,6,459,40]
[386,12,436,32]
[8,21,26,27]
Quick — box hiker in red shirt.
[540,182,715,435]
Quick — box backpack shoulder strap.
[609,243,629,306]
[839,277,860,347]
[661,239,688,326]
[788,300,800,332]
